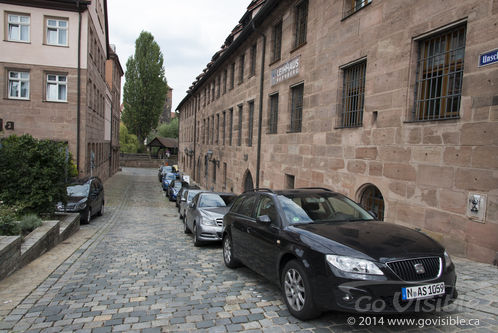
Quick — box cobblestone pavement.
[0,167,497,332]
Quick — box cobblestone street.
[0,168,497,332]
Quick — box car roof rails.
[242,188,275,194]
[297,187,333,192]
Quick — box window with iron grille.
[211,82,215,102]
[271,20,282,62]
[239,53,245,84]
[217,76,221,98]
[230,63,235,89]
[248,101,254,146]
[294,0,308,49]
[340,60,366,128]
[211,115,215,144]
[250,44,257,77]
[238,105,243,146]
[223,162,227,189]
[212,160,217,183]
[413,25,466,122]
[343,0,371,18]
[290,83,304,133]
[229,108,233,146]
[268,93,279,134]
[203,119,206,144]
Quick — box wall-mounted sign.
[271,56,300,86]
[478,48,498,67]
[0,119,14,131]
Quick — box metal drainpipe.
[253,24,266,188]
[193,98,197,181]
[76,0,82,173]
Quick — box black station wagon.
[222,188,457,320]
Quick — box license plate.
[402,282,445,300]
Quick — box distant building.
[0,0,123,181]
[177,0,498,264]
[159,86,173,123]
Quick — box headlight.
[200,218,216,226]
[326,255,384,275]
[76,201,87,210]
[444,251,452,268]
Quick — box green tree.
[119,123,139,153]
[157,117,179,138]
[0,134,76,215]
[122,31,168,149]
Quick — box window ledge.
[290,42,307,54]
[6,97,30,101]
[5,39,31,44]
[334,124,363,129]
[269,58,281,67]
[341,1,372,21]
[44,99,68,103]
[403,116,460,124]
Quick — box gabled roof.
[147,137,178,149]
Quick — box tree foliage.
[122,31,168,147]
[157,117,179,138]
[0,134,76,216]
[119,123,139,153]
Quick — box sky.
[106,0,250,111]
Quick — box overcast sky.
[107,0,249,111]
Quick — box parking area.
[0,167,496,332]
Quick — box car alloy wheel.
[223,234,241,268]
[193,223,201,247]
[281,260,320,320]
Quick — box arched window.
[243,170,254,192]
[360,185,384,221]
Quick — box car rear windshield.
[166,173,176,180]
[173,182,182,189]
[67,184,89,197]
[198,194,226,208]
[278,193,373,224]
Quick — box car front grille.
[386,257,441,282]
[216,218,223,227]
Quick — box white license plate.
[402,282,445,300]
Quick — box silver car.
[179,189,205,219]
[184,192,236,246]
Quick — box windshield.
[162,166,173,174]
[198,194,226,208]
[67,184,89,197]
[187,190,202,201]
[278,193,373,225]
[165,173,176,180]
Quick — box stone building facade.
[177,0,498,264]
[0,0,122,181]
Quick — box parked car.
[56,177,104,224]
[222,188,457,320]
[167,180,183,201]
[176,183,200,208]
[158,165,173,183]
[162,172,176,191]
[179,189,205,219]
[184,192,236,246]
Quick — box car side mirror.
[189,202,195,208]
[256,215,271,224]
[368,210,378,219]
[181,198,186,202]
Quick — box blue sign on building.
[478,48,498,67]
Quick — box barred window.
[343,0,371,18]
[290,83,304,133]
[340,60,366,128]
[238,105,243,146]
[211,115,215,144]
[413,25,466,121]
[248,101,254,147]
[223,69,227,94]
[217,76,221,98]
[272,21,282,62]
[294,0,308,49]
[222,111,226,145]
[268,93,279,134]
[216,114,220,145]
[250,44,257,77]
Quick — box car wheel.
[81,207,91,224]
[97,201,104,216]
[223,234,241,268]
[193,223,201,247]
[183,218,190,234]
[281,260,320,320]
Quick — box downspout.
[253,22,266,188]
[76,0,82,173]
[193,98,197,182]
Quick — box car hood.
[293,221,443,262]
[199,206,229,219]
